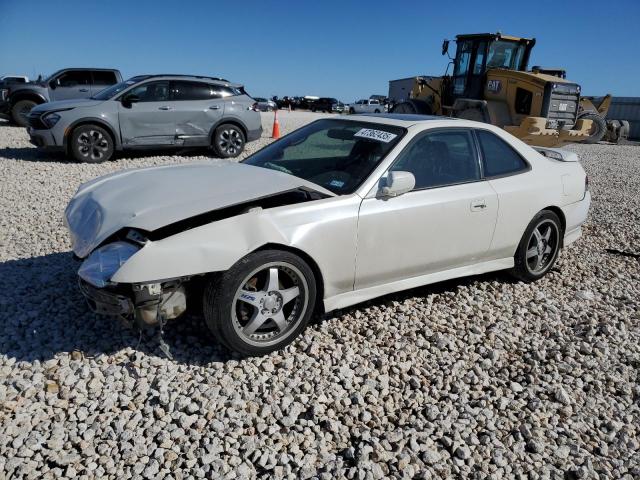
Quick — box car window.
[57,71,91,87]
[476,130,528,177]
[391,130,480,190]
[371,100,379,105]
[171,81,220,101]
[92,71,118,85]
[243,119,405,195]
[127,81,171,102]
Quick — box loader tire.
[391,100,432,115]
[456,108,486,123]
[579,113,607,144]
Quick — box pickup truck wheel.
[374,109,381,113]
[70,125,114,163]
[213,124,245,158]
[11,99,37,127]
[203,250,317,356]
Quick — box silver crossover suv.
[27,74,262,162]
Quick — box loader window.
[453,40,472,95]
[473,42,487,74]
[487,41,527,70]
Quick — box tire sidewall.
[512,210,562,282]
[580,113,607,144]
[11,99,37,127]
[203,250,317,356]
[70,125,114,163]
[213,124,245,158]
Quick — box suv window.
[171,81,219,101]
[391,130,480,190]
[92,71,118,85]
[476,130,528,177]
[56,71,91,87]
[127,81,171,102]
[370,100,379,105]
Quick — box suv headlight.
[42,112,61,128]
[78,241,140,288]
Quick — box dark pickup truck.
[0,68,122,126]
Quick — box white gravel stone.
[0,114,639,479]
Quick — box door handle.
[470,199,487,212]
[209,105,221,110]
[79,88,89,92]
[158,106,173,110]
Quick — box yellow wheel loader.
[391,33,613,147]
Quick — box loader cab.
[443,33,535,105]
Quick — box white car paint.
[66,116,590,314]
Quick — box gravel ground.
[0,112,639,479]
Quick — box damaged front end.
[74,235,190,328]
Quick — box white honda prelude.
[65,114,591,356]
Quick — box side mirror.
[380,171,415,198]
[49,79,58,90]
[121,94,140,108]
[441,39,450,56]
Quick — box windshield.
[91,77,144,100]
[242,119,405,195]
[486,40,526,70]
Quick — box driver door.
[117,80,177,146]
[49,71,92,101]
[355,129,498,290]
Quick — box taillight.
[250,102,258,112]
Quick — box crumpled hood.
[65,161,334,257]
[31,98,104,113]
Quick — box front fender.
[111,210,287,283]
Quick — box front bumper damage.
[78,277,188,328]
[504,116,593,147]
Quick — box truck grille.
[543,83,580,129]
[27,112,47,130]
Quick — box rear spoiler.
[533,146,579,162]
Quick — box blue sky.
[1,0,638,102]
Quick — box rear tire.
[203,250,317,356]
[579,113,607,144]
[70,124,114,163]
[11,99,37,127]
[510,210,562,282]
[213,124,245,158]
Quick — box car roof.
[131,74,241,88]
[341,113,456,127]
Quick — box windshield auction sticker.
[354,128,398,143]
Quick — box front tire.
[11,99,37,127]
[511,210,562,282]
[203,250,317,356]
[580,113,607,144]
[70,124,114,163]
[213,124,245,158]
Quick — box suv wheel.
[11,99,37,127]
[213,124,245,158]
[70,125,114,163]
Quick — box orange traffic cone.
[271,110,281,139]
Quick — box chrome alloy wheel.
[525,219,559,275]
[77,130,110,161]
[217,128,243,156]
[232,262,308,347]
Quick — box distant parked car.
[253,97,277,111]
[0,68,122,127]
[27,74,262,162]
[310,97,343,113]
[349,98,384,114]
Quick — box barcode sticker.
[354,128,398,143]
